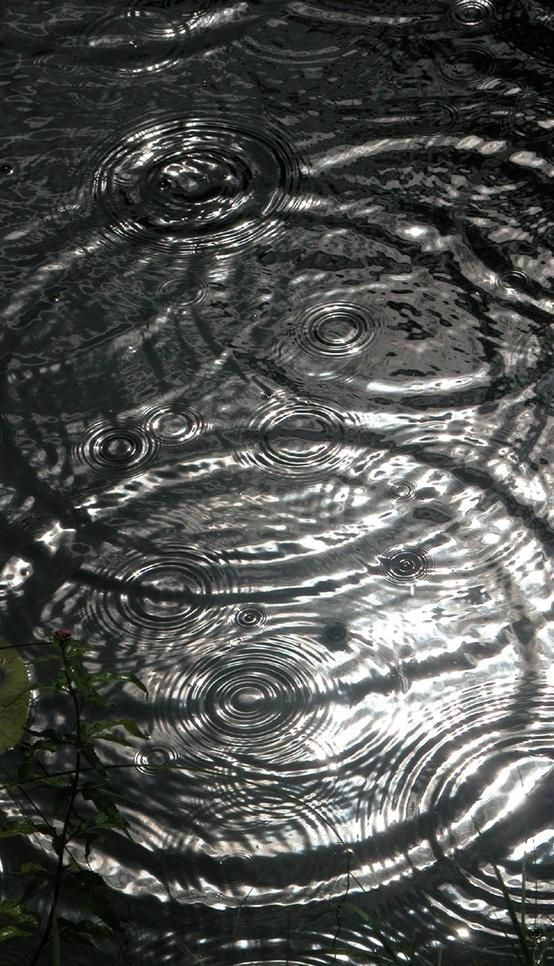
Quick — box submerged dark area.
[0,0,553,962]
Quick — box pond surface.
[0,0,553,962]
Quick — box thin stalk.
[1,759,167,792]
[29,643,83,966]
[492,863,533,966]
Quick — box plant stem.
[29,643,83,966]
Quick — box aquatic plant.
[325,859,554,966]
[0,630,148,964]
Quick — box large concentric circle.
[93,114,306,254]
[151,635,333,775]
[236,399,359,479]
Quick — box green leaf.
[0,818,52,838]
[124,673,148,695]
[491,864,533,966]
[36,774,72,788]
[0,638,31,753]
[57,917,117,949]
[0,899,39,926]
[70,811,129,838]
[20,873,52,903]
[80,741,106,773]
[19,862,49,874]
[116,718,147,738]
[0,924,33,941]
[84,718,146,740]
[64,870,122,931]
[87,671,148,695]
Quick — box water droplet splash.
[448,0,496,27]
[234,604,268,630]
[134,744,178,775]
[379,546,433,583]
[74,420,159,477]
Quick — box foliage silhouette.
[0,630,148,964]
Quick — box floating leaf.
[0,639,31,754]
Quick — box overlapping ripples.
[234,398,362,480]
[160,806,345,906]
[353,679,554,935]
[238,12,356,67]
[80,544,241,660]
[142,405,205,446]
[2,0,553,958]
[73,418,160,478]
[92,114,306,255]
[150,635,335,776]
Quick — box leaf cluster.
[0,632,148,964]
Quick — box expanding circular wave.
[293,299,380,360]
[506,101,554,146]
[235,399,360,480]
[129,0,209,37]
[498,0,554,70]
[161,805,346,906]
[157,272,210,306]
[73,419,160,478]
[378,545,434,584]
[238,295,392,407]
[239,13,356,67]
[233,603,268,631]
[268,298,384,389]
[355,680,554,938]
[76,10,184,74]
[387,480,417,501]
[81,545,241,659]
[390,100,461,133]
[92,114,306,255]
[151,635,334,777]
[434,42,497,85]
[142,405,205,446]
[496,270,530,294]
[447,0,496,29]
[134,743,180,776]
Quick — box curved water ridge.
[92,113,307,254]
[0,0,553,961]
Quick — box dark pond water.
[0,0,553,962]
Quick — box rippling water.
[0,0,553,962]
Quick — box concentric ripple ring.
[92,114,306,254]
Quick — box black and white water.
[0,0,553,962]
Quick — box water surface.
[0,0,553,962]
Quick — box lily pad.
[0,639,30,754]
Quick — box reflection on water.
[0,0,552,961]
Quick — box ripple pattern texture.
[0,0,553,962]
[93,114,306,255]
